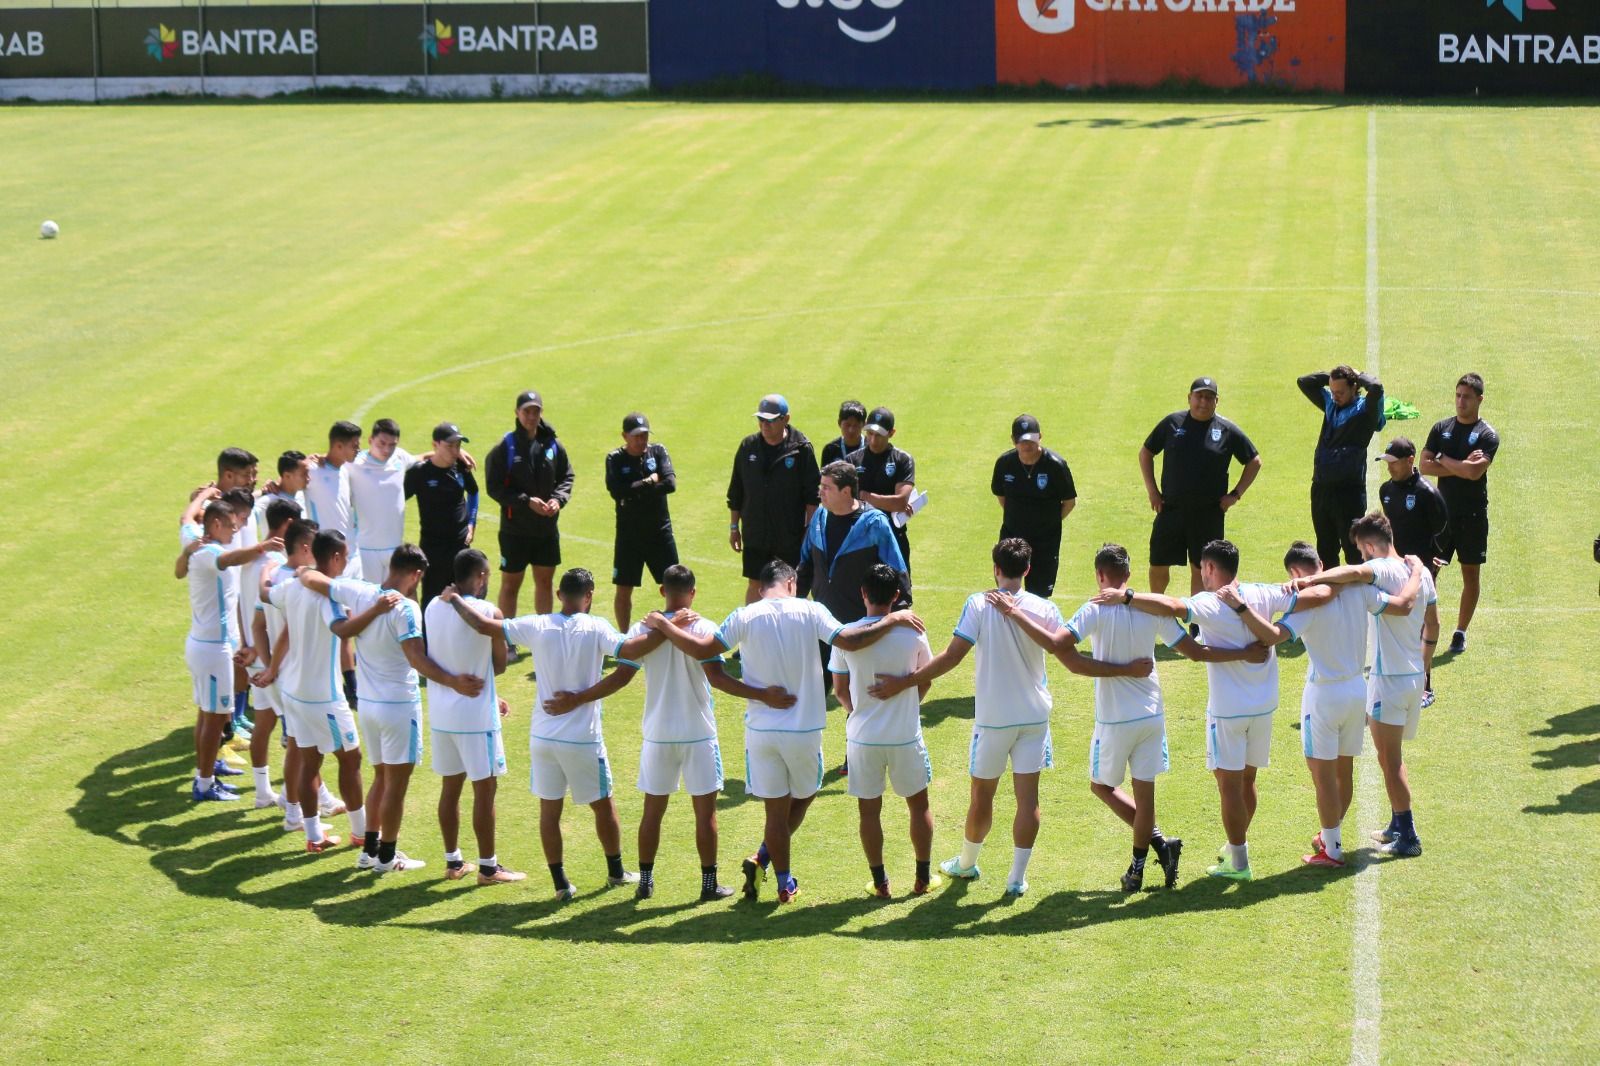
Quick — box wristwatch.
[1232,601,1249,614]
[1123,589,1135,605]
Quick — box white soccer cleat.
[1004,880,1029,898]
[375,852,426,874]
[282,814,305,833]
[254,791,281,810]
[356,852,378,871]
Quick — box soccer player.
[1420,373,1500,655]
[1116,539,1295,881]
[405,423,478,619]
[625,565,797,901]
[605,412,679,632]
[252,450,309,541]
[1298,365,1386,568]
[183,499,281,801]
[1221,539,1424,867]
[429,550,523,885]
[304,421,362,574]
[820,399,867,467]
[991,415,1076,598]
[1139,377,1261,597]
[1291,514,1438,858]
[829,564,938,898]
[242,497,301,808]
[484,389,573,623]
[298,544,486,874]
[727,394,821,605]
[845,406,917,568]
[348,418,414,587]
[647,559,921,904]
[871,539,1075,897]
[266,530,379,852]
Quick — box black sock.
[870,864,888,888]
[606,853,625,880]
[702,865,717,892]
[480,860,498,877]
[446,858,466,870]
[364,831,380,857]
[342,669,357,703]
[1150,827,1167,848]
[916,859,931,883]
[377,839,397,864]
[1132,846,1149,872]
[550,863,568,891]
[639,862,654,885]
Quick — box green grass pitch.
[1,100,1596,1063]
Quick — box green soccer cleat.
[1206,860,1252,882]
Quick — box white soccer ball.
[40,220,59,239]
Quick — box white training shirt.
[349,447,413,554]
[1368,557,1437,678]
[1280,582,1381,685]
[1065,601,1189,724]
[423,596,500,732]
[504,612,631,745]
[330,578,422,705]
[183,520,244,646]
[626,612,723,744]
[267,578,346,706]
[187,542,238,649]
[257,553,292,654]
[1183,583,1297,718]
[717,597,844,733]
[304,461,356,540]
[252,489,306,542]
[829,619,932,745]
[953,590,1061,729]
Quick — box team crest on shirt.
[344,731,356,743]
[544,445,557,461]
[1405,494,1416,511]
[1036,473,1048,489]
[1210,426,1222,442]
[646,456,657,472]
[748,453,757,462]
[784,456,795,469]
[1174,427,1186,437]
[1468,429,1480,445]
[884,461,896,476]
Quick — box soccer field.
[1,99,1597,1064]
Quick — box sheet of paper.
[893,490,928,528]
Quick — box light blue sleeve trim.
[1280,615,1304,643]
[825,626,844,646]
[1065,621,1083,642]
[952,629,976,645]
[1162,620,1188,648]
[1371,595,1389,616]
[614,657,642,670]
[828,667,850,675]
[714,632,732,651]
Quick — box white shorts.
[360,700,422,765]
[1089,717,1169,787]
[432,729,507,781]
[637,739,724,796]
[847,737,931,800]
[530,737,613,804]
[1302,678,1366,760]
[248,665,279,714]
[1206,713,1273,772]
[357,547,393,584]
[1368,674,1424,741]
[745,730,824,800]
[969,723,1053,780]
[281,695,359,755]
[185,638,234,715]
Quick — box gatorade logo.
[1019,0,1073,35]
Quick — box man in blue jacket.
[1297,365,1385,568]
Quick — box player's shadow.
[919,696,974,729]
[1523,705,1600,815]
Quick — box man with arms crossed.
[1421,373,1500,656]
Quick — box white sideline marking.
[1350,107,1383,1066]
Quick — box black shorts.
[1024,551,1060,599]
[742,542,801,582]
[613,528,680,587]
[498,526,561,573]
[1438,511,1489,566]
[1150,500,1225,568]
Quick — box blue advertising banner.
[649,0,996,91]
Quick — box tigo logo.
[420,19,455,57]
[775,0,902,44]
[145,23,177,61]
[1490,0,1557,22]
[1019,0,1073,35]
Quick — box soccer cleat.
[835,759,849,778]
[281,815,304,833]
[1153,837,1183,889]
[1448,630,1466,655]
[866,881,892,900]
[192,781,240,802]
[1120,864,1144,893]
[1421,689,1436,709]
[939,856,980,881]
[1303,846,1345,869]
[1217,843,1230,863]
[1206,860,1252,881]
[635,881,655,901]
[443,862,474,881]
[700,884,736,901]
[217,749,248,769]
[253,790,281,810]
[356,852,378,871]
[305,834,342,853]
[212,758,244,777]
[1370,827,1399,845]
[318,797,347,817]
[1003,880,1029,898]
[607,870,641,887]
[911,875,943,896]
[741,854,768,900]
[554,882,578,901]
[1378,836,1422,858]
[375,852,426,874]
[478,865,528,886]
[776,877,800,904]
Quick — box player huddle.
[173,371,1495,900]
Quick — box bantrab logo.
[1490,0,1557,21]
[420,19,455,57]
[145,23,178,61]
[775,0,903,44]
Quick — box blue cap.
[755,394,789,421]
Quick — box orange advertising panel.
[997,0,1345,91]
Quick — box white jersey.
[953,590,1061,729]
[186,542,238,649]
[1368,557,1437,678]
[423,596,500,732]
[304,461,356,540]
[829,619,932,745]
[1184,583,1297,718]
[183,520,244,644]
[1065,601,1188,724]
[504,612,629,745]
[626,613,723,744]
[252,490,305,541]
[267,578,345,706]
[1280,582,1381,685]
[349,447,413,553]
[258,553,292,649]
[330,578,422,705]
[717,597,844,733]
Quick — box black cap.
[865,406,895,435]
[1190,376,1219,395]
[515,390,543,412]
[754,394,789,421]
[432,422,469,444]
[1011,414,1041,442]
[1376,437,1415,462]
[622,412,650,436]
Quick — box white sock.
[283,803,303,825]
[1008,847,1033,885]
[479,854,497,871]
[304,814,324,843]
[959,839,982,871]
[318,783,337,806]
[347,806,366,838]
[1230,842,1249,870]
[444,849,464,863]
[1323,826,1343,860]
[252,767,272,793]
[197,775,215,791]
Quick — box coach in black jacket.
[484,389,574,622]
[1376,437,1448,574]
[728,394,821,603]
[1298,365,1385,568]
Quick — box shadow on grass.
[1523,705,1600,816]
